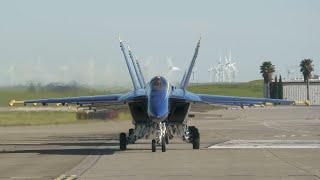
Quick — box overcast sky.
[0,0,319,87]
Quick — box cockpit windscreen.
[150,76,168,91]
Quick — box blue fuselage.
[147,76,170,122]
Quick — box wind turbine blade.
[167,57,173,67]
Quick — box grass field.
[188,80,263,98]
[0,111,132,126]
[0,111,78,126]
[0,86,124,106]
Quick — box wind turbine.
[166,57,181,84]
[224,51,237,82]
[208,68,213,82]
[217,56,224,82]
[208,66,218,82]
[8,64,16,86]
[224,55,231,82]
[229,63,237,82]
[87,57,96,87]
[167,57,181,75]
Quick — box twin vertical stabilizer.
[119,37,141,90]
[120,36,200,90]
[180,38,201,89]
[128,47,146,88]
[119,36,146,89]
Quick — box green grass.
[0,111,78,126]
[0,111,132,126]
[187,80,264,98]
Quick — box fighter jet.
[9,37,294,152]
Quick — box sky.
[0,0,319,87]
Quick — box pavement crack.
[267,149,320,179]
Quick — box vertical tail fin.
[179,70,187,88]
[180,38,201,89]
[135,59,146,87]
[128,47,146,88]
[119,36,141,90]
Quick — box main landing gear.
[119,128,136,151]
[119,132,127,151]
[188,126,200,149]
[119,125,200,152]
[119,133,168,152]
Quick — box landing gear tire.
[119,132,127,151]
[189,126,200,150]
[129,128,134,136]
[161,138,166,152]
[165,135,169,144]
[192,134,200,149]
[152,139,156,152]
[128,128,135,144]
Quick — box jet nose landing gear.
[161,138,166,152]
[150,122,168,152]
[151,139,156,152]
[151,138,166,152]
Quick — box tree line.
[260,59,314,101]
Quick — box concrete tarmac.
[0,106,320,180]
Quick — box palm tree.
[300,59,314,101]
[260,61,275,98]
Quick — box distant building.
[283,81,320,105]
[313,74,320,80]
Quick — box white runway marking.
[209,140,320,149]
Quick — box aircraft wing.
[9,90,147,107]
[9,94,122,106]
[170,90,294,106]
[198,94,294,106]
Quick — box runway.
[0,106,320,180]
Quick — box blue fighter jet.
[10,37,294,152]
